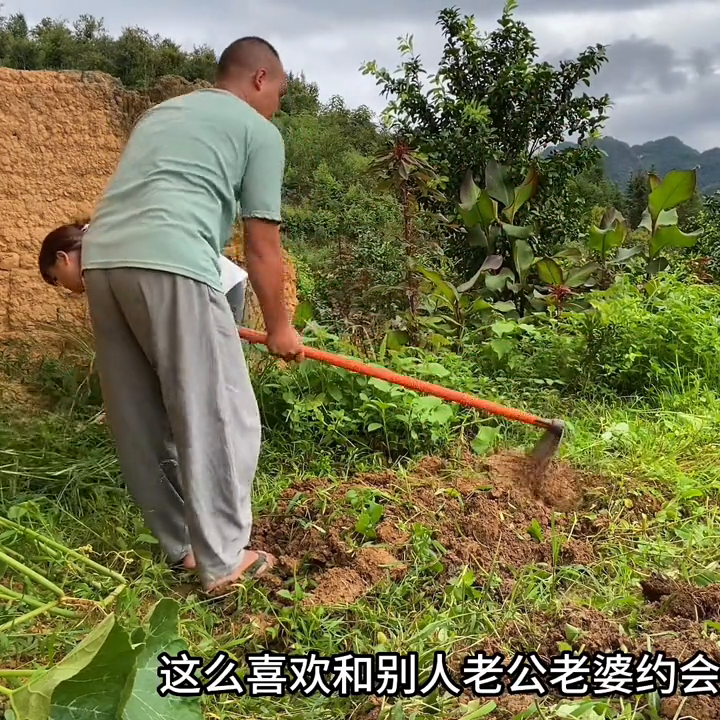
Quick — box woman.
[38,221,249,323]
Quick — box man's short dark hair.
[217,37,280,79]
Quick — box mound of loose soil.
[641,575,720,621]
[481,451,582,512]
[252,451,600,606]
[305,548,407,607]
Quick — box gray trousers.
[84,267,261,587]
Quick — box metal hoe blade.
[528,419,566,471]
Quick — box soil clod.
[641,575,720,620]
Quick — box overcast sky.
[4,0,720,150]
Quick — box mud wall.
[0,68,296,337]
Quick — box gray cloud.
[3,0,707,40]
[548,36,720,99]
[3,0,720,149]
[605,72,720,148]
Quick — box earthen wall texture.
[0,69,296,337]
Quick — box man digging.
[79,36,303,594]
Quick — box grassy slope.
[1,340,720,720]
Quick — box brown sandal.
[203,551,276,597]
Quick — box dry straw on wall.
[0,68,296,337]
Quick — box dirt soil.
[252,451,598,606]
[250,451,720,719]
[641,575,720,621]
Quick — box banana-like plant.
[457,160,542,314]
[590,169,703,279]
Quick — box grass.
[2,331,720,720]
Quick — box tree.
[362,2,609,201]
[281,71,321,116]
[0,11,216,87]
[624,170,650,229]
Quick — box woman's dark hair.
[38,222,87,285]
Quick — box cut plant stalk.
[0,599,61,633]
[0,516,125,584]
[0,669,42,678]
[0,549,64,597]
[0,585,80,618]
[99,582,126,609]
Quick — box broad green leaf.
[641,207,678,231]
[650,225,702,259]
[504,166,539,222]
[491,321,516,337]
[554,247,583,260]
[429,405,453,425]
[658,208,679,226]
[385,330,410,351]
[369,378,393,393]
[512,239,535,284]
[293,300,313,328]
[528,519,544,542]
[467,225,488,248]
[424,362,451,378]
[600,207,625,229]
[613,246,645,264]
[462,701,498,720]
[415,266,459,304]
[457,266,485,293]
[11,616,119,720]
[480,254,503,272]
[565,263,600,288]
[647,257,670,276]
[588,221,627,258]
[475,191,499,230]
[490,338,513,359]
[390,701,406,720]
[485,268,515,292]
[367,423,383,432]
[565,624,583,643]
[501,223,533,239]
[459,169,480,208]
[528,295,548,311]
[123,599,203,720]
[413,396,442,412]
[484,159,514,208]
[536,258,564,286]
[471,298,493,312]
[648,169,697,221]
[458,202,482,229]
[492,300,516,313]
[50,621,138,720]
[645,278,660,296]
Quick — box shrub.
[503,274,720,396]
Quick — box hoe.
[239,328,566,468]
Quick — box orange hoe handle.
[239,327,553,431]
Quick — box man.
[80,36,302,594]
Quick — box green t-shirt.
[82,88,285,293]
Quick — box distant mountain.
[548,137,720,195]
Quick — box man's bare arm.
[243,218,291,335]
